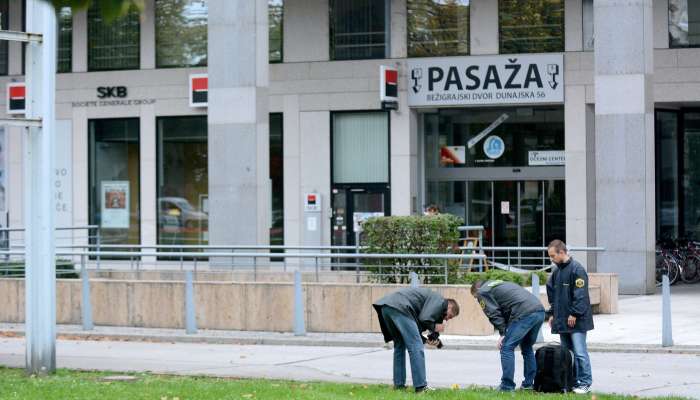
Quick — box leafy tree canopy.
[48,0,144,20]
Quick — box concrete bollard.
[531,273,544,343]
[294,270,306,336]
[662,274,673,347]
[185,270,197,334]
[80,257,94,331]
[410,271,420,287]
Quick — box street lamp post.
[23,0,57,375]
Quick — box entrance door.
[332,185,390,246]
[465,180,564,268]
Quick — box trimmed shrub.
[451,268,548,287]
[361,214,463,284]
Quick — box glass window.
[156,0,207,68]
[88,3,140,71]
[333,112,389,183]
[89,119,140,249]
[426,181,466,221]
[582,0,594,51]
[157,116,208,248]
[424,107,564,168]
[669,0,700,47]
[0,0,8,75]
[57,7,72,73]
[684,112,700,238]
[499,0,564,54]
[330,0,387,60]
[269,0,283,63]
[408,0,469,57]
[656,111,680,240]
[270,114,284,246]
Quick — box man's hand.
[548,316,553,328]
[567,315,577,328]
[497,336,504,350]
[434,323,445,333]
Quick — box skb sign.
[189,74,208,108]
[7,82,26,115]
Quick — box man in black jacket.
[546,239,594,394]
[373,287,459,393]
[472,280,545,392]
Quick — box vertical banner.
[54,121,73,228]
[101,181,130,229]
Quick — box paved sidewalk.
[2,283,699,353]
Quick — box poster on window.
[440,146,466,165]
[101,181,130,229]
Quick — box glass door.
[332,185,390,246]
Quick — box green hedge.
[361,214,548,286]
[0,260,78,279]
[450,268,549,287]
[361,214,463,284]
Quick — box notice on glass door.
[101,181,130,229]
[500,201,510,215]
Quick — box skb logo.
[97,86,128,99]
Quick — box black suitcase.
[534,344,576,393]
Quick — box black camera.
[421,331,443,349]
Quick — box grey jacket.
[373,287,447,343]
[476,280,544,336]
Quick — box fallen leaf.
[242,394,254,399]
[451,383,460,390]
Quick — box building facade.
[0,0,698,294]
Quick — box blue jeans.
[499,311,545,391]
[560,331,592,387]
[381,306,427,389]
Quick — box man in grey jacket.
[373,287,459,393]
[472,280,545,392]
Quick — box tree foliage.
[48,0,144,20]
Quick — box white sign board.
[55,121,73,228]
[407,54,564,107]
[101,181,130,229]
[528,150,565,166]
[501,201,510,215]
[353,212,384,232]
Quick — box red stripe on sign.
[9,85,25,99]
[192,77,208,91]
[385,70,397,85]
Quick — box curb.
[2,329,700,355]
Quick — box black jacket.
[546,258,594,333]
[476,280,545,336]
[373,287,447,343]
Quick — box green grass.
[0,367,689,400]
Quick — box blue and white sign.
[483,136,505,159]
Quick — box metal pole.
[355,231,360,284]
[662,274,673,347]
[24,0,57,376]
[315,256,319,282]
[531,273,544,343]
[80,256,93,331]
[185,270,197,334]
[293,270,306,336]
[410,271,420,287]
[253,256,257,282]
[444,259,448,285]
[95,228,101,271]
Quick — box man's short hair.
[470,280,485,296]
[446,298,460,316]
[548,239,567,253]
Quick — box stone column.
[594,0,655,294]
[208,0,270,253]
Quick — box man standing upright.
[373,287,459,393]
[471,280,545,392]
[546,240,594,394]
